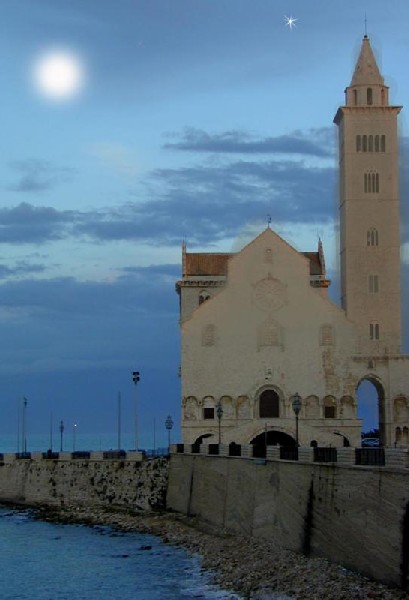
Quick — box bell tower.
[334,35,402,354]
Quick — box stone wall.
[0,454,168,511]
[167,452,409,588]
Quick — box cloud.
[6,159,75,192]
[0,261,45,280]
[0,202,75,243]
[163,127,335,158]
[90,143,139,177]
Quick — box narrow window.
[362,135,367,152]
[367,227,379,246]
[370,323,380,340]
[375,135,380,152]
[375,173,379,192]
[354,89,358,105]
[369,275,379,293]
[368,135,373,152]
[367,87,373,105]
[364,173,368,193]
[356,135,361,152]
[381,88,386,105]
[324,405,336,419]
[381,135,386,152]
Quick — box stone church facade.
[175,36,409,448]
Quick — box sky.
[0,0,408,449]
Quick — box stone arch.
[250,429,296,447]
[202,396,215,420]
[183,396,199,421]
[393,396,409,422]
[323,395,337,419]
[356,375,385,444]
[304,395,320,419]
[340,395,355,418]
[193,433,213,445]
[255,385,283,419]
[219,395,235,419]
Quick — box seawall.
[166,450,409,588]
[0,452,168,510]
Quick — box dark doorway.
[251,430,296,447]
[259,390,280,418]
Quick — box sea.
[0,506,243,600]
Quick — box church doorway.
[356,377,384,444]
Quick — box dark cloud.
[0,261,45,280]
[0,202,77,244]
[163,127,335,158]
[6,160,75,193]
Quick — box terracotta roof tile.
[184,253,234,276]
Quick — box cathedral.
[175,36,409,449]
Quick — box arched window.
[368,135,373,152]
[362,135,367,152]
[367,87,373,105]
[374,135,380,152]
[369,322,380,340]
[367,227,379,246]
[259,390,280,418]
[381,135,386,152]
[356,135,361,152]
[381,88,386,106]
[364,171,379,193]
[199,290,211,305]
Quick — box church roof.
[350,35,385,87]
[184,251,324,277]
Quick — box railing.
[355,448,385,466]
[208,444,219,455]
[15,452,31,460]
[280,446,299,461]
[42,451,59,460]
[71,451,91,460]
[229,442,241,457]
[252,444,266,459]
[103,450,126,460]
[314,447,337,463]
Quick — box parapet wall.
[0,452,168,511]
[167,450,409,588]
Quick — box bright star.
[284,15,297,30]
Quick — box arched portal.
[356,376,384,444]
[250,430,296,447]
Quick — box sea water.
[0,507,241,600]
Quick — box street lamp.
[73,422,78,452]
[292,393,302,447]
[59,420,64,452]
[216,401,223,445]
[132,371,140,450]
[165,415,174,450]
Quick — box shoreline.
[14,503,407,600]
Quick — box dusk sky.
[1,1,408,449]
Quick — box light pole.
[292,393,302,447]
[165,415,174,450]
[22,397,28,454]
[59,420,64,452]
[73,422,77,452]
[216,401,223,445]
[132,371,140,450]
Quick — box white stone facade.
[176,36,409,448]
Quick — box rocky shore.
[31,504,408,600]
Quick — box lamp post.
[59,420,64,452]
[73,422,77,452]
[292,393,302,447]
[132,371,140,450]
[165,415,174,451]
[216,401,223,445]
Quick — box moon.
[32,50,85,101]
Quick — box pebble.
[34,505,409,600]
